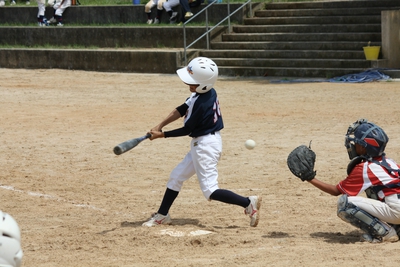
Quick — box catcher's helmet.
[176,57,218,94]
[345,118,388,160]
[0,211,23,267]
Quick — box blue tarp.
[268,68,395,83]
[329,69,391,83]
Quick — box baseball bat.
[113,133,151,155]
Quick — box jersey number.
[213,99,221,123]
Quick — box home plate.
[189,230,214,236]
[159,229,214,237]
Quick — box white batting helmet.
[177,57,218,94]
[0,211,23,267]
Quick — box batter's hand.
[151,125,163,132]
[148,130,164,140]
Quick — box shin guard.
[337,195,388,237]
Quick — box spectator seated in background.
[145,0,179,24]
[145,0,166,24]
[48,0,71,26]
[178,0,203,25]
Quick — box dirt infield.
[1,68,400,267]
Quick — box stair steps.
[199,0,400,78]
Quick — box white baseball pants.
[167,132,221,200]
[347,194,400,224]
[54,0,71,16]
[163,0,179,12]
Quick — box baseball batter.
[142,57,261,227]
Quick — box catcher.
[287,119,400,243]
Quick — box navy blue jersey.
[164,88,224,138]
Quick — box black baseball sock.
[55,15,62,23]
[210,189,250,208]
[157,188,179,215]
[156,9,162,19]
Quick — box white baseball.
[245,139,256,150]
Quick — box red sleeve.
[337,164,365,196]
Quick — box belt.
[192,132,216,138]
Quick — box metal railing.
[182,0,252,65]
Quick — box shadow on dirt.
[261,230,361,244]
[262,231,295,239]
[310,230,361,244]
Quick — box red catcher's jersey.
[337,157,400,200]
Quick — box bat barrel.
[113,133,150,156]
[113,146,123,155]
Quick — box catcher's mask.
[344,118,388,160]
[176,57,218,94]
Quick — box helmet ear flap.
[195,85,211,93]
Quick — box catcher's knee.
[337,195,388,237]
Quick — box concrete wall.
[381,10,400,68]
[0,26,227,49]
[0,48,185,72]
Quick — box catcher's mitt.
[287,143,316,181]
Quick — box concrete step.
[232,24,381,34]
[200,49,368,59]
[213,0,400,77]
[264,0,400,10]
[0,48,184,73]
[256,7,400,17]
[243,15,381,25]
[221,32,381,42]
[255,8,381,18]
[217,66,366,78]
[211,58,370,69]
[381,69,400,79]
[210,41,381,51]
[0,26,226,49]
